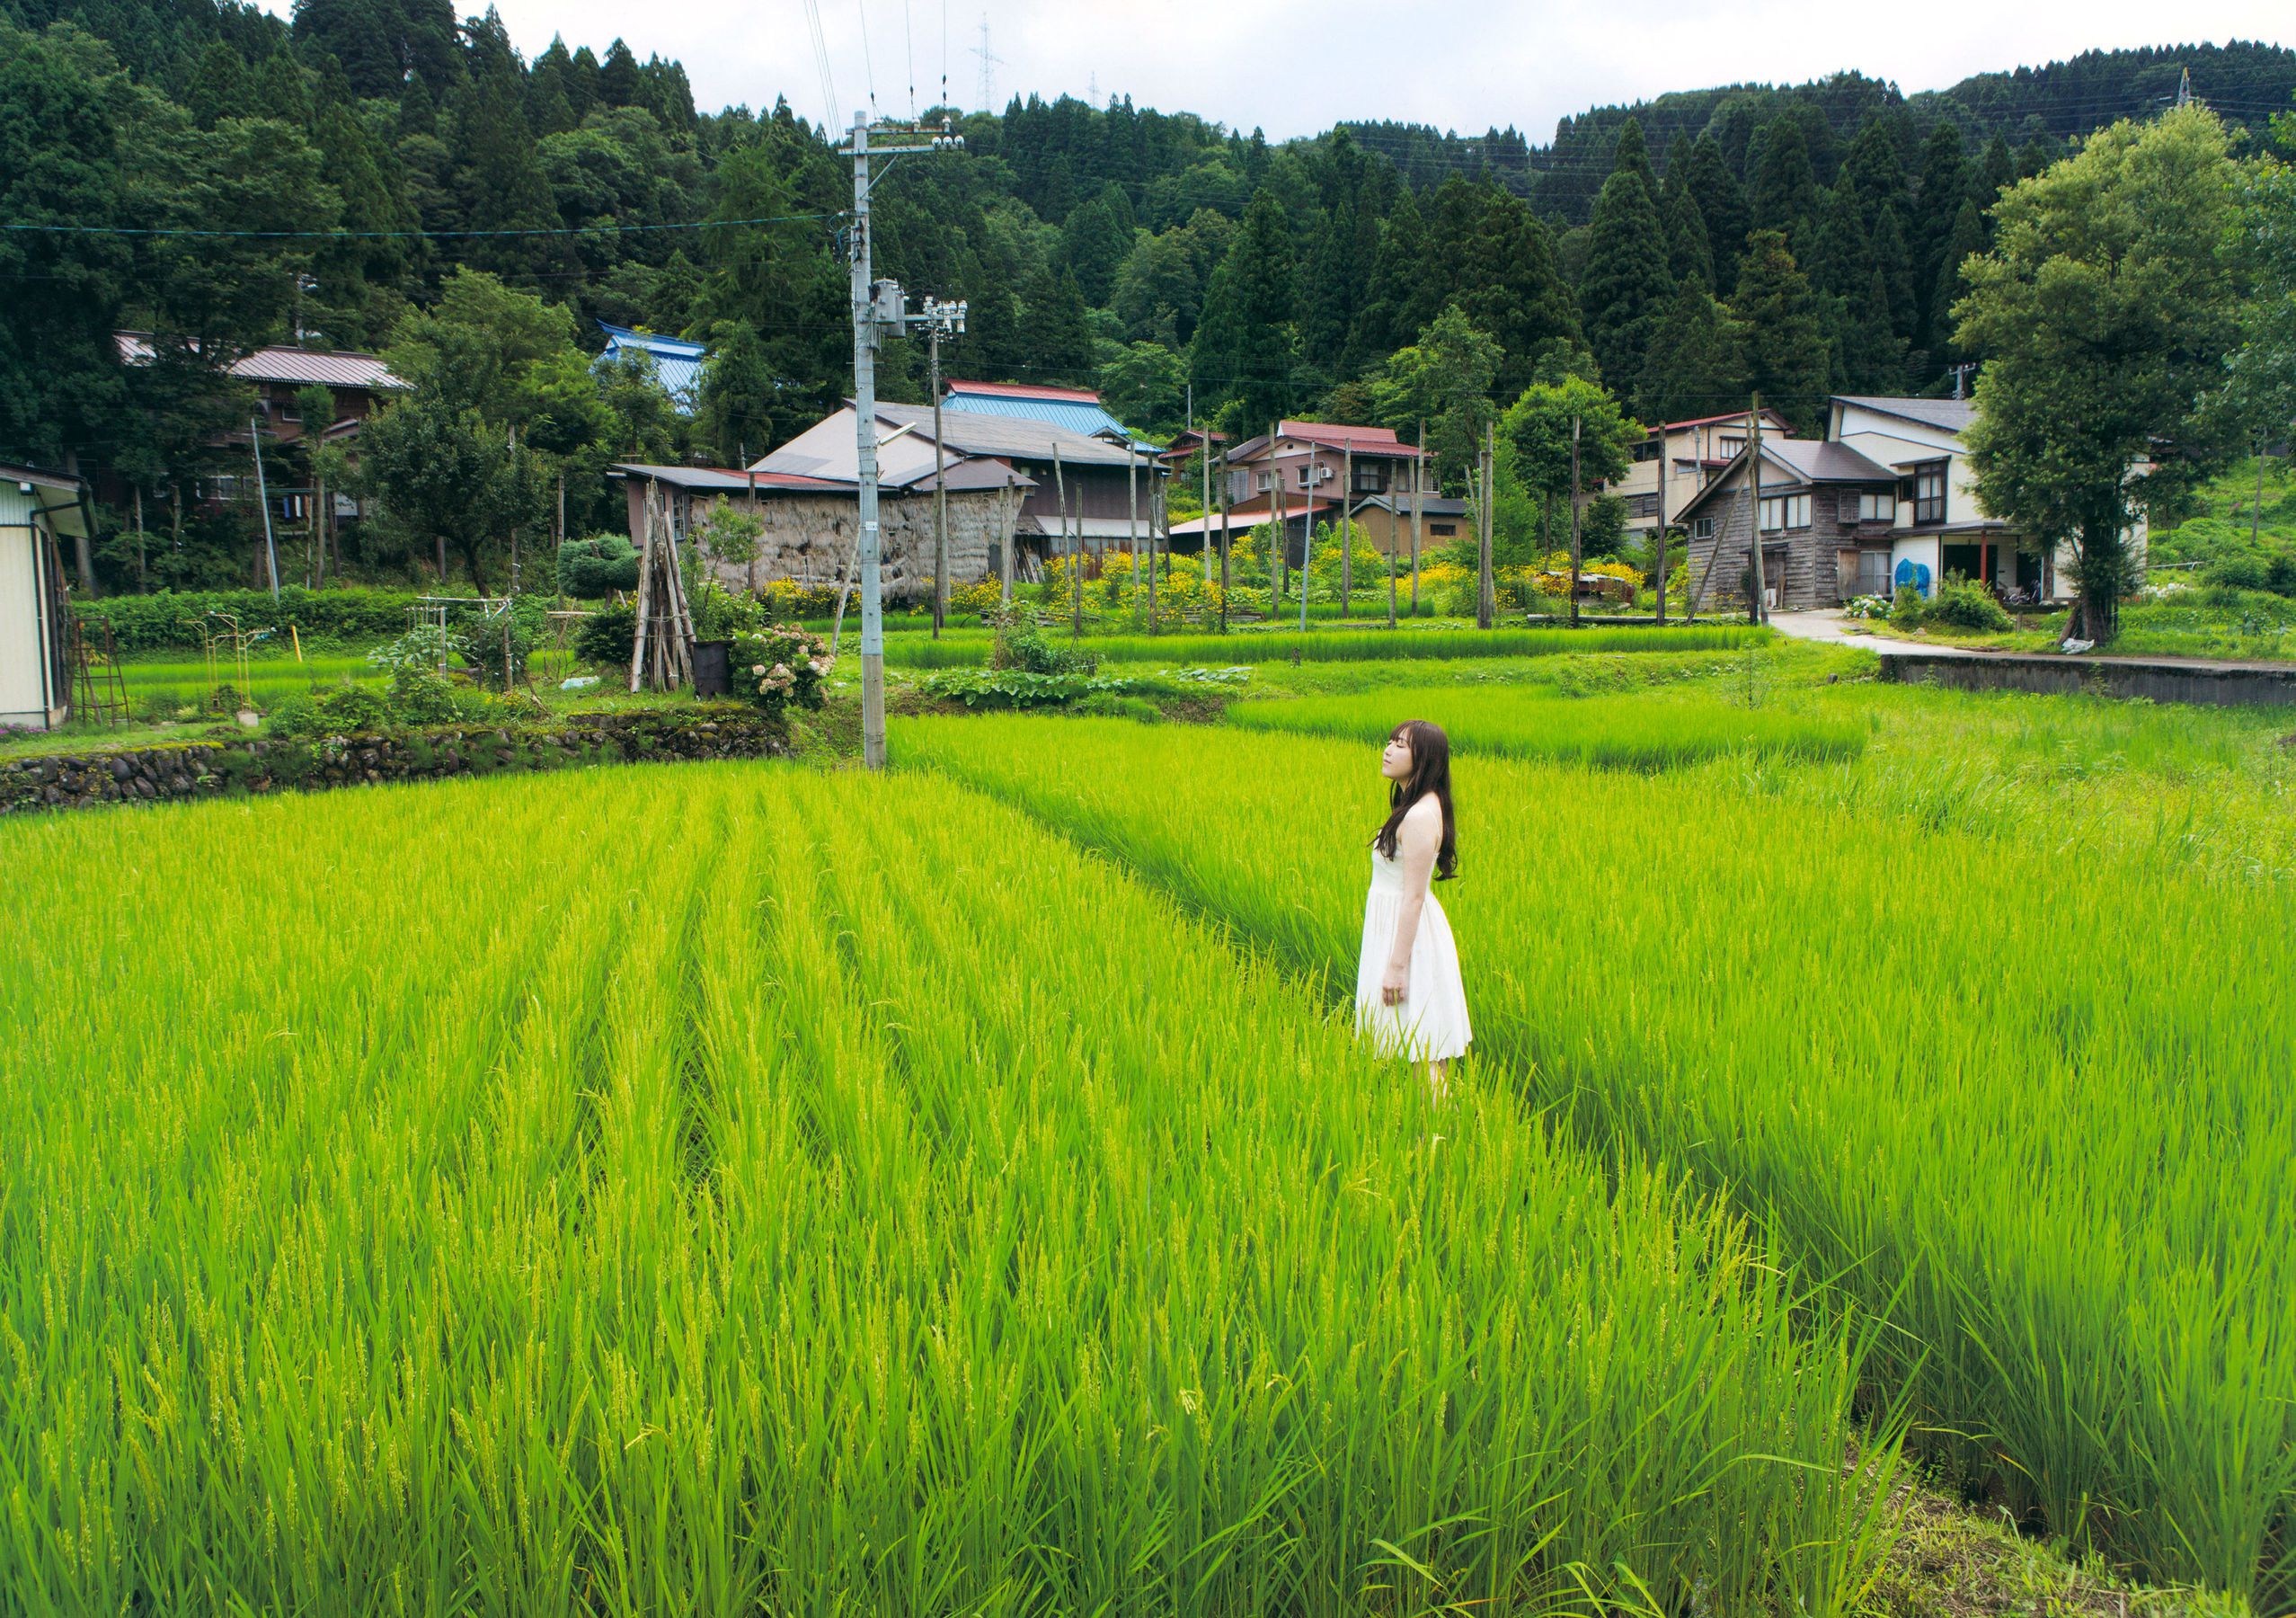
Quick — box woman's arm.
[1380,798,1441,1006]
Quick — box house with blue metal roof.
[941,379,1155,452]
[598,323,706,413]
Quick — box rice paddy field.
[4,647,2292,1613]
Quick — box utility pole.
[1412,421,1425,618]
[1201,425,1213,627]
[1128,436,1139,615]
[847,110,965,769]
[250,416,280,601]
[1477,424,1496,630]
[508,424,521,594]
[1653,426,1667,625]
[1217,451,1232,634]
[1296,445,1309,634]
[1568,414,1582,630]
[929,320,946,637]
[1340,440,1353,616]
[1748,395,1769,624]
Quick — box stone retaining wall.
[1878,650,2296,706]
[1,711,790,814]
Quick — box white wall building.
[0,466,87,731]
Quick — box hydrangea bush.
[731,625,834,720]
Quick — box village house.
[616,400,1164,598]
[111,333,408,533]
[939,378,1154,451]
[1199,422,1432,563]
[598,324,706,413]
[114,332,407,453]
[1675,395,2133,612]
[1594,409,1795,542]
[0,465,92,731]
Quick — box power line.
[4,212,838,241]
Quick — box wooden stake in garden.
[1412,422,1425,618]
[1748,394,1769,624]
[629,483,696,693]
[1057,446,1077,638]
[1568,413,1582,630]
[1653,425,1668,626]
[999,472,1015,604]
[1477,424,1496,631]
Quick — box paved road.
[1762,609,1934,655]
[1766,608,2295,676]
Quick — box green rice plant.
[1228,685,1868,769]
[1077,625,1762,666]
[891,714,2296,1607]
[0,763,1898,1613]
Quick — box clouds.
[256,1,2289,142]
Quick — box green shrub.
[75,588,434,652]
[575,603,635,669]
[1889,585,1927,628]
[267,680,394,738]
[554,535,641,598]
[1926,573,2013,632]
[988,604,1099,675]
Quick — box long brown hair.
[1374,719,1458,880]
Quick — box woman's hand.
[1381,959,1409,1006]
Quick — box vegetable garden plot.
[1228,684,1868,769]
[895,714,2296,1609]
[0,765,1891,1614]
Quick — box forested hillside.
[3,0,2290,592]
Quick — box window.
[1692,517,1715,540]
[1856,549,1893,595]
[1353,460,1388,493]
[1717,435,1746,458]
[1759,493,1811,533]
[1430,522,1457,537]
[1912,461,1946,526]
[278,392,301,422]
[1256,471,1272,493]
[1298,465,1312,488]
[1859,490,1896,524]
[1625,493,1660,519]
[1631,439,1662,463]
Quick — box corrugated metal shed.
[598,323,706,412]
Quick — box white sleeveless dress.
[1354,841,1472,1062]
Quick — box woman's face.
[1380,731,1414,782]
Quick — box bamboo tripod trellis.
[630,483,697,693]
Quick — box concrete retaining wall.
[1,710,790,814]
[1878,650,2296,706]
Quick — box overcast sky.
[260,1,2291,142]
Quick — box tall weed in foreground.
[0,764,1893,1614]
[894,713,2296,1608]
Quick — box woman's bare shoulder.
[1400,794,1444,834]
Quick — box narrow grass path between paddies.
[891,710,2296,1610]
[0,761,1900,1614]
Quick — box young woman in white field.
[1354,719,1470,1099]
